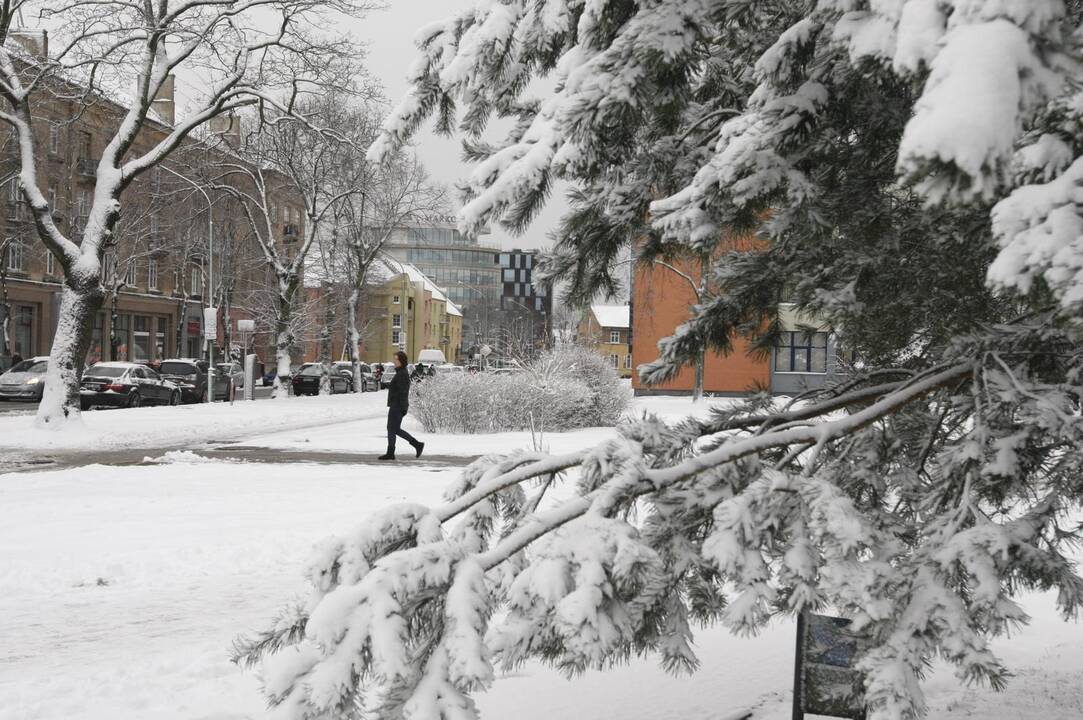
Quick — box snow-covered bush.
[411,344,630,433]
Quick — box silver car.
[0,356,49,401]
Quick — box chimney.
[209,114,242,148]
[8,30,48,60]
[151,74,175,126]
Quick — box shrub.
[410,344,631,433]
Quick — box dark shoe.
[378,453,395,461]
[414,442,424,459]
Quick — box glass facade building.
[384,225,502,309]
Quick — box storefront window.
[155,317,167,359]
[113,313,130,361]
[88,313,104,365]
[133,315,151,361]
[13,305,33,358]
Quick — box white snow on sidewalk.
[242,394,731,456]
[0,393,388,452]
[2,450,1081,720]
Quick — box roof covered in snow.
[591,304,629,329]
[373,255,461,317]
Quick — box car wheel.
[127,391,142,408]
[169,390,180,406]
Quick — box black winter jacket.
[387,366,410,414]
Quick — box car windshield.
[7,359,47,374]
[86,365,127,378]
[299,365,323,377]
[159,362,198,377]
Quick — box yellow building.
[578,304,631,378]
[363,259,462,365]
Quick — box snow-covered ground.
[0,393,389,453]
[2,396,1081,720]
[240,394,726,456]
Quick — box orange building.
[631,244,836,396]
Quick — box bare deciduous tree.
[0,0,373,425]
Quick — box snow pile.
[143,450,231,464]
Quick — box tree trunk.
[271,277,298,399]
[0,245,10,359]
[109,288,121,361]
[318,286,335,395]
[347,285,363,394]
[36,280,105,426]
[175,295,188,357]
[694,252,709,402]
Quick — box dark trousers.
[387,406,419,453]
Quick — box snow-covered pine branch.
[346,3,1083,718]
[242,317,1083,720]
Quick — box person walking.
[379,351,424,460]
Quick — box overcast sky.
[351,1,567,252]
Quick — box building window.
[148,259,159,290]
[44,249,54,276]
[6,240,24,272]
[126,261,138,287]
[624,353,632,369]
[775,331,830,374]
[392,295,400,304]
[7,179,17,220]
[190,267,202,296]
[47,186,56,214]
[609,330,621,344]
[133,315,151,361]
[609,354,618,368]
[78,189,90,218]
[391,329,401,345]
[392,313,401,328]
[77,131,91,160]
[49,123,59,153]
[270,202,278,223]
[104,250,116,283]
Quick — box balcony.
[77,158,96,177]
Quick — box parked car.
[291,362,352,396]
[214,361,245,400]
[434,363,466,376]
[331,361,379,392]
[0,356,49,402]
[378,362,396,388]
[417,348,447,365]
[80,362,181,409]
[157,359,209,403]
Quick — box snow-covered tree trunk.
[271,276,299,400]
[318,286,335,395]
[38,280,104,422]
[347,285,364,394]
[0,238,11,358]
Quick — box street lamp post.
[161,165,214,403]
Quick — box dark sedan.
[80,362,181,409]
[291,362,351,396]
[157,359,209,403]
